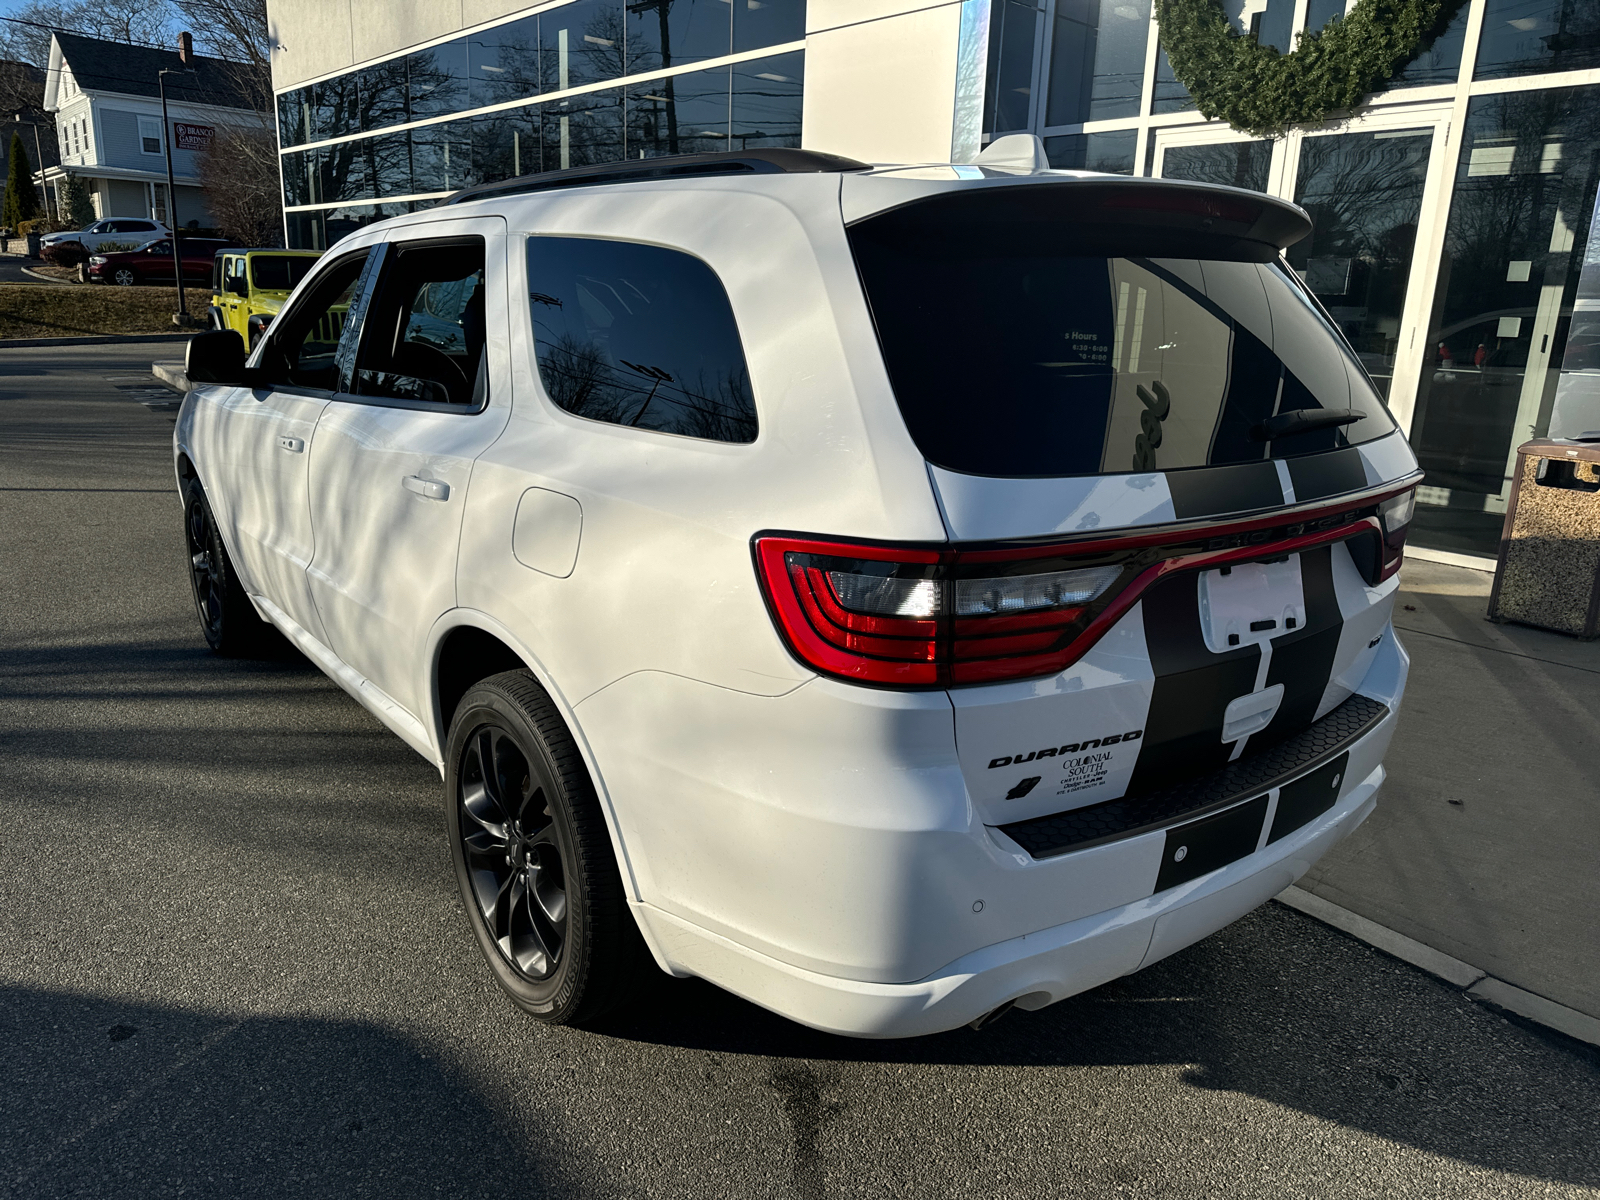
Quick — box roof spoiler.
[848,176,1313,261]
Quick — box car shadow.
[590,904,1600,1189]
[0,985,593,1200]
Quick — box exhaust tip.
[967,999,1016,1032]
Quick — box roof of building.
[51,31,266,112]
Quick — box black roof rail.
[441,147,871,206]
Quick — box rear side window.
[251,255,317,291]
[526,236,757,444]
[849,190,1397,478]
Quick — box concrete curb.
[0,332,196,349]
[152,361,190,394]
[1275,886,1600,1049]
[1406,545,1497,573]
[19,266,76,285]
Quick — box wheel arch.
[427,611,673,971]
[426,610,648,906]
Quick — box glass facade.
[278,0,806,249]
[975,0,1600,556]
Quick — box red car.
[88,237,235,286]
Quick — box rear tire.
[444,670,645,1025]
[182,476,269,656]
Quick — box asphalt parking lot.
[3,341,1598,1199]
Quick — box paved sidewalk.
[1298,556,1600,1020]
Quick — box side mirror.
[185,329,250,385]
[227,276,249,297]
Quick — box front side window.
[262,249,372,390]
[352,238,487,406]
[526,236,757,444]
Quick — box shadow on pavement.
[0,985,580,1200]
[593,905,1600,1189]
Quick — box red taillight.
[1376,488,1416,582]
[755,536,1130,688]
[754,486,1414,689]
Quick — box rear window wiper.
[1251,408,1367,442]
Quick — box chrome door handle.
[402,475,450,501]
[277,435,304,453]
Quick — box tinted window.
[251,255,318,291]
[264,251,371,390]
[849,194,1396,478]
[527,236,757,444]
[355,239,487,406]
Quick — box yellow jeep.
[209,248,323,349]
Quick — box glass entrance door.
[1284,126,1437,401]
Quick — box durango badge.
[988,730,1143,770]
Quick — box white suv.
[42,217,169,252]
[175,142,1419,1038]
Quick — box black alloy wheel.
[181,476,267,655]
[445,671,645,1024]
[459,724,570,980]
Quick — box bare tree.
[197,121,281,245]
[0,0,177,67]
[169,0,270,109]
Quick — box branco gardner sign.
[1153,0,1470,137]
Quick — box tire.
[181,476,269,655]
[113,267,136,286]
[444,671,645,1025]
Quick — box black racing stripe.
[1166,461,1284,519]
[1127,573,1262,796]
[1267,751,1349,843]
[1257,545,1344,743]
[1287,448,1368,501]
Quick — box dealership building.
[266,0,1600,557]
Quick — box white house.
[42,31,268,227]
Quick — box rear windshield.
[849,200,1396,478]
[251,255,317,291]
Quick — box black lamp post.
[160,32,199,326]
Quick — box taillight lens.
[755,488,1412,688]
[1376,488,1415,581]
[754,537,1129,688]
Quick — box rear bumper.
[635,765,1382,1038]
[579,628,1408,1037]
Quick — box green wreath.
[1153,0,1469,137]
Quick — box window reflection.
[1161,140,1272,191]
[527,236,758,443]
[1045,0,1150,124]
[627,0,732,72]
[1043,130,1136,173]
[1475,0,1600,78]
[1287,129,1432,398]
[731,51,803,149]
[1408,85,1600,553]
[1151,45,1195,114]
[985,0,1042,134]
[629,67,730,158]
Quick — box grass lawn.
[0,283,203,339]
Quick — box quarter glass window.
[527,236,758,444]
